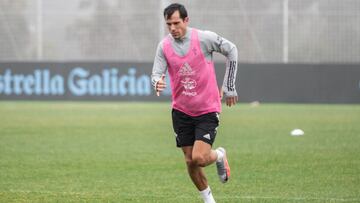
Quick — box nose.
[170,24,176,31]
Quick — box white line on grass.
[2,190,359,202]
[216,195,359,202]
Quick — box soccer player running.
[151,3,238,203]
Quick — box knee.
[185,157,195,167]
[192,154,207,167]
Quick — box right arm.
[151,42,167,95]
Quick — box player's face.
[165,11,189,39]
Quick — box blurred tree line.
[0,0,31,60]
[0,0,359,62]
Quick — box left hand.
[220,89,238,107]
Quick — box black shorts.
[172,109,220,147]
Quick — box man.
[151,3,238,203]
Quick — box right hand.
[156,75,166,96]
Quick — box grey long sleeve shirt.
[151,27,238,97]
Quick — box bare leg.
[181,141,218,191]
[192,140,218,167]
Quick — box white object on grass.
[250,101,260,107]
[291,129,304,136]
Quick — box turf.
[0,102,359,202]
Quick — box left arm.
[201,30,238,106]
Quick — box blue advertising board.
[1,62,359,103]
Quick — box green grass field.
[0,102,359,203]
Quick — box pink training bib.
[163,29,221,116]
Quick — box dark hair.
[163,3,188,20]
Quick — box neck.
[175,27,190,41]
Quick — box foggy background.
[0,0,359,63]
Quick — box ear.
[184,17,189,23]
